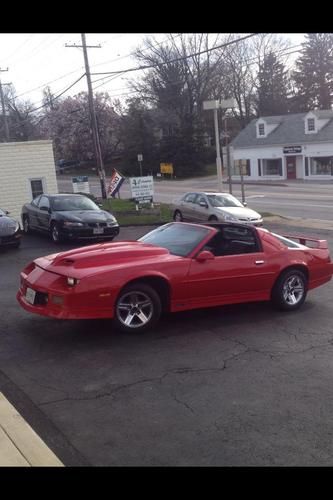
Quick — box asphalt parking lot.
[1,223,333,466]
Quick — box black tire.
[209,215,218,222]
[173,210,183,222]
[271,268,307,311]
[50,222,64,244]
[23,215,30,234]
[114,283,162,334]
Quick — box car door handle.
[255,260,265,265]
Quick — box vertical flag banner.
[107,169,125,198]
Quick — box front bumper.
[0,230,22,247]
[60,224,120,241]
[17,265,116,320]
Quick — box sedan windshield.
[0,209,6,216]
[139,223,211,257]
[50,196,100,211]
[207,194,244,208]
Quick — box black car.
[0,209,21,249]
[21,194,120,244]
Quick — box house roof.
[231,110,333,148]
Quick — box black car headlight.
[63,222,84,227]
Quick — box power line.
[90,33,260,76]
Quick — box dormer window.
[307,118,315,132]
[258,123,265,136]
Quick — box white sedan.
[172,191,263,226]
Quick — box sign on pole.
[130,176,154,204]
[107,169,125,198]
[137,154,143,162]
[160,163,174,175]
[72,176,90,194]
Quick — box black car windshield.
[138,223,211,257]
[50,196,100,211]
[207,194,243,208]
[0,209,6,216]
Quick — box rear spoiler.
[282,234,328,249]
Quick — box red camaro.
[17,222,333,333]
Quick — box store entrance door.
[286,156,296,179]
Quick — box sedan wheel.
[51,223,63,244]
[23,216,30,234]
[173,210,183,222]
[114,283,162,333]
[272,269,307,311]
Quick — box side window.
[30,179,44,200]
[196,195,207,206]
[38,196,50,210]
[184,193,198,203]
[31,195,42,207]
[205,226,260,256]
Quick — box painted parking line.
[0,392,63,467]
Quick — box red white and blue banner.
[107,169,125,198]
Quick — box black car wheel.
[23,216,30,234]
[50,223,64,244]
[271,269,307,311]
[114,283,162,334]
[173,210,183,222]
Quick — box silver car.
[172,192,263,226]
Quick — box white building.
[0,140,58,222]
[230,110,333,181]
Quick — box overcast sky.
[0,33,306,109]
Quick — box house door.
[286,156,296,179]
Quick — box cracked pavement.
[1,223,333,465]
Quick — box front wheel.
[50,223,64,244]
[114,283,162,334]
[271,269,307,311]
[208,215,218,222]
[173,210,183,222]
[23,216,30,234]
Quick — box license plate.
[25,287,36,305]
[93,227,104,235]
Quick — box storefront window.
[262,159,282,176]
[310,157,333,175]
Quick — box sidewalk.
[0,392,63,467]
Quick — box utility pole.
[0,68,10,142]
[65,35,107,199]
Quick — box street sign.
[160,163,174,174]
[130,176,154,204]
[72,176,90,194]
[137,154,143,162]
[283,146,302,154]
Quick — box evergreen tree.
[256,51,290,116]
[292,33,333,111]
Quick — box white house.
[0,140,58,223]
[230,110,333,181]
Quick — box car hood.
[56,210,117,223]
[34,241,172,278]
[215,207,261,219]
[0,216,18,236]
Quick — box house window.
[307,118,315,132]
[305,157,309,176]
[258,123,265,136]
[262,159,282,176]
[30,179,44,199]
[310,156,333,175]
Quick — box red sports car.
[17,222,333,333]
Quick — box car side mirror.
[5,210,9,215]
[196,250,215,262]
[199,201,208,208]
[243,201,247,207]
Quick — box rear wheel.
[114,283,162,334]
[173,210,183,222]
[271,269,307,311]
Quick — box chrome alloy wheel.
[116,291,154,329]
[282,275,305,306]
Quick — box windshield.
[207,194,244,208]
[138,223,211,257]
[0,208,6,216]
[50,196,100,212]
